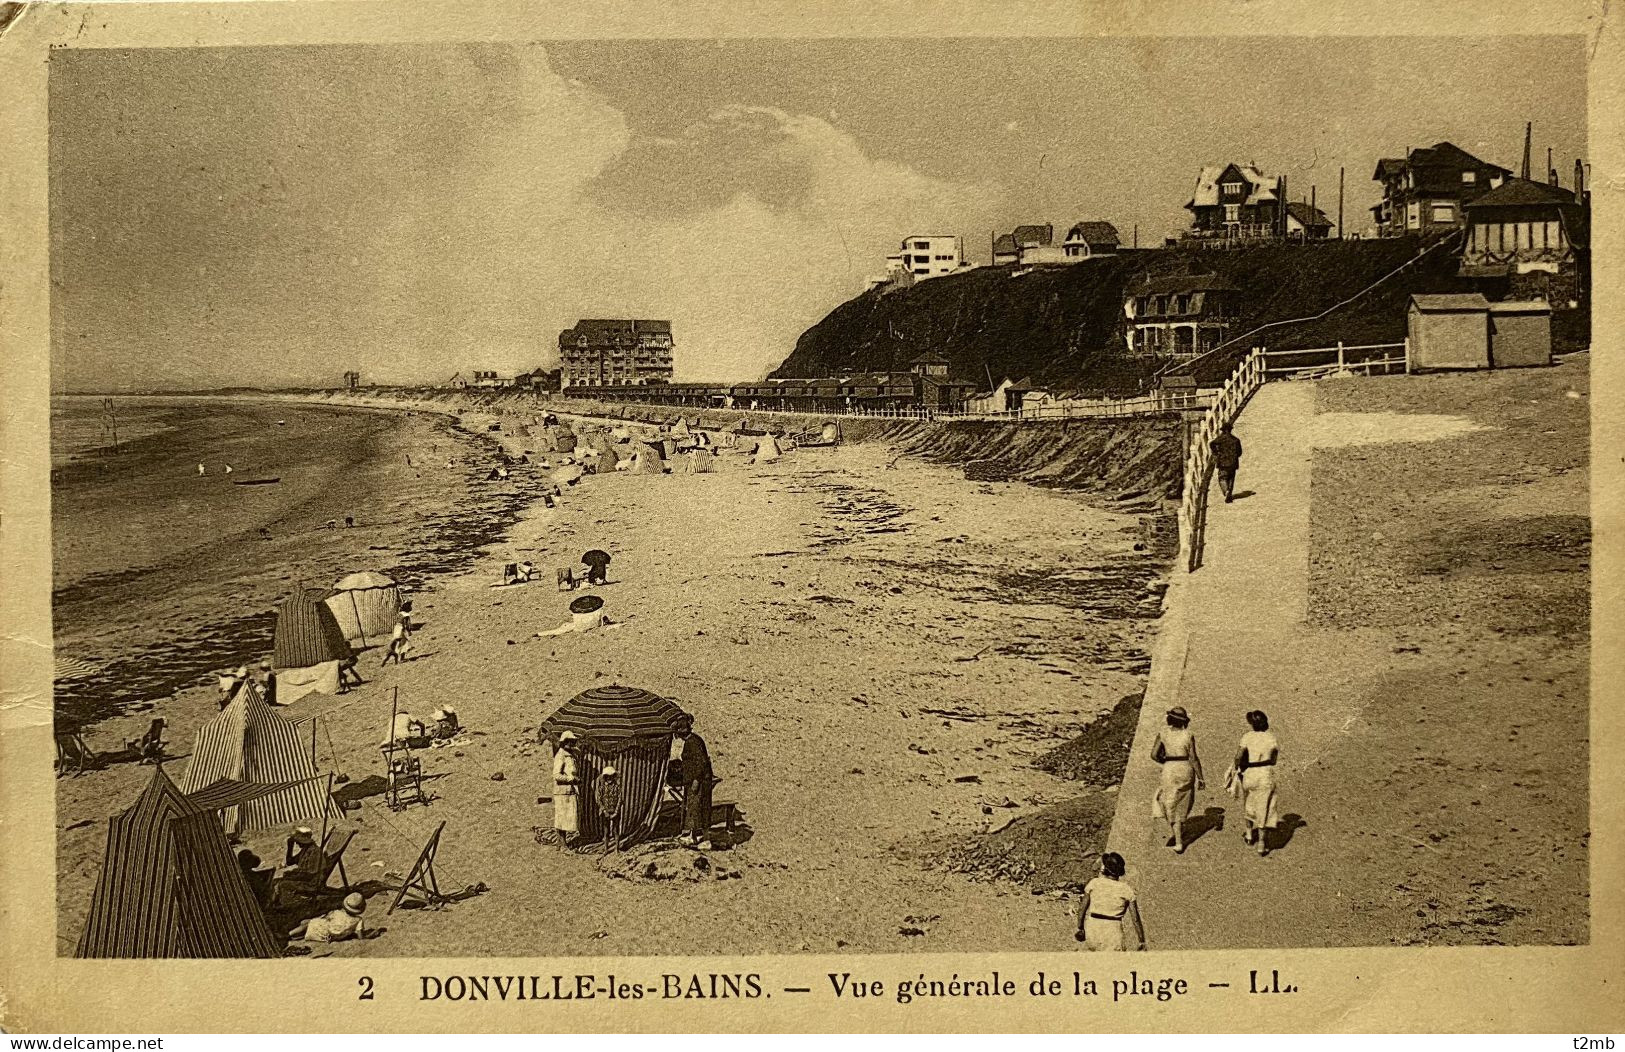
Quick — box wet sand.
[56,409,1165,956]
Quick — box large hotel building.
[558,319,675,388]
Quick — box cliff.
[773,237,1482,394]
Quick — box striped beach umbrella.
[539,684,689,749]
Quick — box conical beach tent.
[626,442,667,475]
[272,589,352,703]
[539,685,690,847]
[180,679,334,835]
[324,571,401,649]
[752,433,782,463]
[75,766,281,959]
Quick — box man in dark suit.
[674,716,714,848]
[1210,423,1244,503]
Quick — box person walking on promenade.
[1210,422,1243,503]
[551,731,582,848]
[1151,706,1204,853]
[1075,852,1147,952]
[673,716,714,849]
[1231,710,1282,856]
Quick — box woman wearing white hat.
[551,731,582,847]
[289,892,367,943]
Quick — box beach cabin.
[1407,294,1490,371]
[1488,300,1553,368]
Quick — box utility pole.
[1338,166,1345,240]
[1522,121,1532,181]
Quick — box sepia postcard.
[1,0,1621,1034]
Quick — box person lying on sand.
[289,892,367,944]
[534,595,618,638]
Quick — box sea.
[50,397,531,727]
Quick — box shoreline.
[51,396,540,727]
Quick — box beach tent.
[180,679,335,835]
[75,765,282,959]
[679,449,717,474]
[324,571,401,649]
[539,685,691,848]
[271,589,352,703]
[670,418,692,438]
[752,433,783,463]
[626,442,667,475]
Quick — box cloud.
[51,47,1002,390]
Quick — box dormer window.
[1461,171,1477,184]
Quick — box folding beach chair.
[55,728,98,777]
[130,717,166,764]
[382,745,429,812]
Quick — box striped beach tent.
[271,588,352,703]
[324,571,401,649]
[180,680,334,835]
[75,765,281,959]
[539,685,690,848]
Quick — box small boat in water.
[233,477,281,486]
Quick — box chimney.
[1548,147,1557,186]
[1574,158,1585,197]
[1521,122,1532,180]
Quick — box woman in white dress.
[551,731,582,847]
[1074,852,1147,952]
[1232,710,1281,856]
[1151,706,1204,853]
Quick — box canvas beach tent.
[626,441,667,475]
[539,685,690,848]
[324,571,401,649]
[272,588,353,703]
[180,679,336,835]
[75,765,283,958]
[678,449,717,474]
[752,433,783,463]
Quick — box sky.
[49,36,1587,391]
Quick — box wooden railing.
[1177,347,1267,573]
[1264,341,1408,380]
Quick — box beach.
[55,404,1166,955]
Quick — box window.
[1406,202,1421,229]
[913,241,930,250]
[1224,204,1240,223]
[934,254,954,260]
[913,255,929,264]
[1222,181,1242,195]
[1430,203,1455,224]
[1461,170,1477,185]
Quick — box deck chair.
[54,728,98,777]
[129,717,166,764]
[502,562,521,586]
[382,746,429,811]
[389,821,449,914]
[556,567,578,591]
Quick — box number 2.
[358,976,375,1001]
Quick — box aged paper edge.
[0,0,1621,1034]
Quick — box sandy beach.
[56,406,1166,956]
